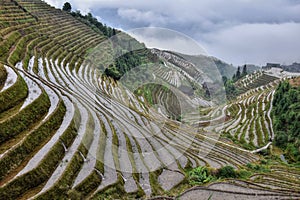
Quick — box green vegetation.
[188,165,252,185]
[104,50,143,80]
[0,121,77,200]
[9,33,39,66]
[70,10,116,38]
[135,83,183,120]
[0,90,50,144]
[221,65,250,99]
[0,31,22,62]
[216,166,238,178]
[222,76,238,99]
[246,162,271,173]
[272,81,300,163]
[0,64,7,87]
[104,48,158,80]
[0,0,299,199]
[37,153,84,199]
[232,65,247,82]
[188,166,214,185]
[0,99,61,180]
[0,74,28,113]
[62,2,72,12]
[72,171,102,197]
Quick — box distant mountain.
[281,62,300,73]
[152,49,236,79]
[243,64,261,73]
[209,56,236,78]
[263,62,300,73]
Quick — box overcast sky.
[45,0,300,66]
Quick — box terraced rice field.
[235,71,278,94]
[0,0,299,199]
[184,74,279,148]
[168,164,300,200]
[215,79,278,148]
[0,57,261,199]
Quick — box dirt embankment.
[289,77,300,87]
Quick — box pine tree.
[242,65,247,76]
[236,66,241,79]
[232,74,236,81]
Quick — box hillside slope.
[0,0,299,199]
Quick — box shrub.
[216,166,238,179]
[188,166,214,185]
[238,169,252,179]
[246,163,270,173]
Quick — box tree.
[232,74,236,81]
[87,13,93,21]
[62,2,72,12]
[242,64,247,76]
[232,67,241,82]
[112,28,116,36]
[222,76,228,84]
[236,66,241,79]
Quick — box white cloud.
[117,8,166,25]
[43,0,63,8]
[128,27,207,55]
[201,22,300,65]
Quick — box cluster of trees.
[222,76,238,99]
[104,48,160,79]
[272,81,300,162]
[104,51,143,80]
[62,2,116,37]
[232,65,247,82]
[222,65,248,99]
